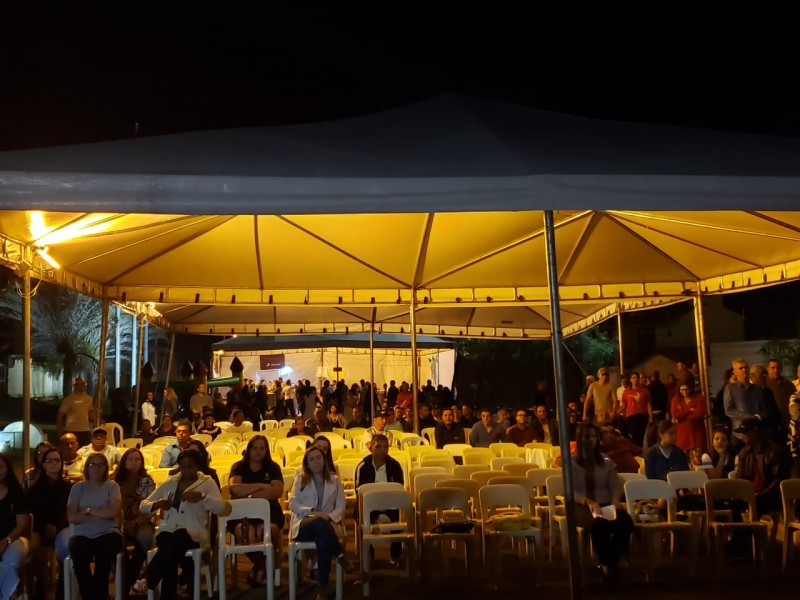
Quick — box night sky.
[1,5,798,150]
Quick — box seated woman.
[706,426,736,479]
[26,447,71,600]
[135,449,224,600]
[289,446,347,600]
[114,448,156,595]
[229,435,284,586]
[312,436,336,472]
[23,441,56,490]
[327,405,346,429]
[571,423,633,584]
[0,453,32,600]
[286,415,310,440]
[66,453,123,600]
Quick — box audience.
[66,453,122,600]
[156,414,177,437]
[328,404,346,429]
[197,412,222,439]
[733,417,786,516]
[78,428,122,468]
[346,405,370,429]
[599,423,642,473]
[287,415,310,438]
[363,410,393,450]
[532,405,559,446]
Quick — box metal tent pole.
[693,294,713,443]
[164,332,176,388]
[115,306,121,388]
[544,210,582,599]
[369,308,376,406]
[410,295,420,434]
[96,299,109,422]
[132,317,145,435]
[617,305,625,374]
[22,270,32,472]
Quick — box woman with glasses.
[0,453,32,600]
[66,453,122,600]
[671,383,707,451]
[134,449,224,600]
[114,448,156,596]
[23,441,56,490]
[27,447,72,600]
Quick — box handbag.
[430,508,475,534]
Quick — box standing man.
[386,380,399,408]
[621,372,652,448]
[434,407,465,449]
[189,383,212,416]
[506,409,536,447]
[531,405,559,446]
[724,358,766,446]
[469,408,506,448]
[583,368,615,423]
[766,358,795,433]
[57,378,95,446]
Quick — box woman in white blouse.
[289,446,346,600]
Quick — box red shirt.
[622,386,651,417]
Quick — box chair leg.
[193,553,201,600]
[115,552,125,600]
[63,557,73,600]
[362,541,371,597]
[266,549,275,600]
[218,552,227,600]
[335,554,344,600]
[288,545,297,600]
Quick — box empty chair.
[625,479,696,581]
[780,479,800,570]
[408,467,447,496]
[442,444,472,459]
[360,489,416,596]
[354,482,404,563]
[489,442,519,457]
[418,457,454,472]
[462,448,494,467]
[217,499,275,600]
[279,419,295,428]
[500,447,528,459]
[502,463,538,477]
[420,427,436,447]
[103,422,125,446]
[413,473,451,499]
[527,468,561,515]
[191,434,212,447]
[453,465,488,480]
[704,478,768,571]
[260,420,280,431]
[479,484,543,585]
[490,457,523,471]
[400,435,428,449]
[469,470,500,488]
[120,438,143,449]
[275,438,310,465]
[418,487,477,580]
[667,470,712,544]
[436,479,482,519]
[408,445,436,465]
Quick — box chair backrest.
[103,422,124,446]
[502,463,538,477]
[215,421,232,431]
[242,431,263,442]
[421,427,436,447]
[400,435,428,449]
[436,478,482,516]
[527,468,561,494]
[343,427,366,441]
[618,472,647,486]
[191,433,212,447]
[414,472,451,497]
[148,468,174,486]
[207,443,238,458]
[152,436,177,447]
[409,445,436,464]
[357,481,404,497]
[418,457,455,472]
[488,475,536,497]
[418,487,471,533]
[545,474,564,513]
[704,478,757,521]
[635,456,646,474]
[781,479,800,525]
[452,464,487,480]
[490,457,524,471]
[462,448,494,466]
[282,473,294,509]
[275,438,309,463]
[666,470,708,494]
[261,420,280,431]
[469,470,500,487]
[524,442,553,451]
[361,489,414,531]
[278,419,295,428]
[489,442,519,457]
[337,462,357,487]
[443,443,472,458]
[314,432,351,449]
[409,466,447,490]
[479,484,532,522]
[217,432,243,444]
[140,446,161,468]
[624,479,678,522]
[285,450,305,467]
[119,438,143,449]
[501,447,528,459]
[218,498,271,544]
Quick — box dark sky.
[1,4,798,151]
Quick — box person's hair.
[114,448,149,484]
[31,448,65,487]
[658,419,676,436]
[162,414,173,422]
[442,408,453,415]
[370,433,389,448]
[299,446,333,490]
[768,358,781,367]
[175,420,192,432]
[313,435,336,471]
[231,409,243,418]
[82,452,110,481]
[187,440,213,471]
[480,407,492,415]
[242,434,276,466]
[0,453,24,494]
[176,448,204,467]
[31,441,56,477]
[140,418,151,426]
[731,357,747,368]
[575,422,604,467]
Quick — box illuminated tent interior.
[1,95,800,340]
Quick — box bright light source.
[36,248,61,270]
[30,212,117,246]
[279,366,293,377]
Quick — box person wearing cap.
[363,410,394,450]
[196,412,221,439]
[57,378,96,446]
[583,368,615,423]
[733,417,787,516]
[78,427,122,467]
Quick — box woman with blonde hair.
[289,446,346,600]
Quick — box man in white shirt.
[225,409,253,434]
[57,378,96,446]
[78,427,122,468]
[59,432,84,481]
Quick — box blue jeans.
[0,538,30,600]
[295,517,342,590]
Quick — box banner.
[259,354,285,370]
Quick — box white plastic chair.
[413,473,451,499]
[261,420,280,430]
[442,444,471,459]
[502,463,538,477]
[490,457,524,471]
[63,525,124,600]
[418,487,477,580]
[417,457,454,472]
[360,489,416,596]
[489,442,518,457]
[103,422,125,446]
[120,438,143,449]
[780,479,800,570]
[275,438,310,465]
[408,467,447,496]
[452,465,487,480]
[462,448,494,467]
[354,482,404,573]
[191,433,212,447]
[217,498,275,600]
[279,419,295,428]
[469,470,500,488]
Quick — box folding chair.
[462,448,494,467]
[469,470,500,488]
[120,438,143,449]
[625,479,697,581]
[354,482,404,568]
[360,488,416,596]
[191,434,212,447]
[217,499,275,600]
[667,470,714,549]
[287,539,344,600]
[453,465,487,480]
[413,473,451,499]
[442,444,471,460]
[408,467,447,496]
[261,420,280,430]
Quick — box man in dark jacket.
[354,434,404,565]
[734,417,787,516]
[435,407,465,449]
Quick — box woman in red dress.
[670,384,707,451]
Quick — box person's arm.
[187,479,226,513]
[230,477,283,500]
[0,513,31,557]
[582,385,594,421]
[289,475,314,517]
[56,411,66,437]
[671,398,683,422]
[140,480,174,515]
[468,426,478,446]
[689,397,706,421]
[89,483,121,519]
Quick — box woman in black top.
[229,435,284,586]
[27,447,72,600]
[0,452,32,600]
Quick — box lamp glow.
[37,248,61,270]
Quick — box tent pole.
[693,294,713,443]
[22,269,31,473]
[369,308,376,408]
[114,306,121,388]
[544,210,582,599]
[617,305,624,375]
[164,332,176,389]
[96,298,109,422]
[132,317,145,436]
[410,295,420,434]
